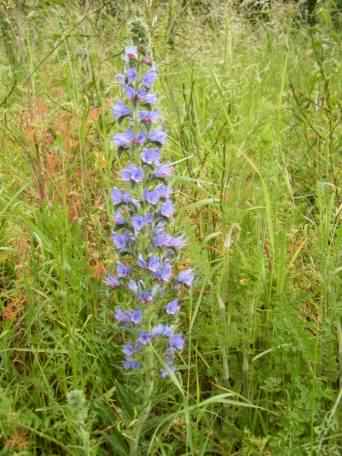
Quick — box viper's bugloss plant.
[106,20,193,379]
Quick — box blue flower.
[139,110,160,125]
[165,299,180,315]
[156,184,172,199]
[152,324,173,337]
[112,101,131,121]
[142,68,157,88]
[123,343,136,357]
[144,188,162,205]
[154,163,173,178]
[177,269,194,287]
[160,200,174,218]
[116,262,131,278]
[123,359,141,369]
[169,334,184,351]
[111,188,139,208]
[137,89,157,105]
[155,261,172,282]
[113,129,146,150]
[104,275,120,288]
[121,164,145,183]
[147,255,161,273]
[141,148,161,165]
[131,213,153,234]
[117,68,137,85]
[127,67,137,82]
[115,307,142,325]
[137,331,153,346]
[131,215,146,233]
[137,289,154,304]
[113,210,127,225]
[153,228,185,250]
[130,309,143,325]
[112,231,134,252]
[148,129,167,146]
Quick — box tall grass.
[0,2,341,454]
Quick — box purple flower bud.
[160,200,174,218]
[143,55,153,66]
[116,262,131,278]
[112,101,131,121]
[141,148,161,165]
[139,110,160,125]
[177,269,194,287]
[124,46,138,62]
[166,299,180,315]
[148,129,167,146]
[121,164,145,183]
[154,163,173,178]
[142,68,157,88]
[104,275,120,288]
[169,333,184,351]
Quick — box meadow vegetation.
[0,1,341,454]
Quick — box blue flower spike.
[105,39,193,377]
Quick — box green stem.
[129,348,155,456]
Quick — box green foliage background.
[0,1,341,454]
